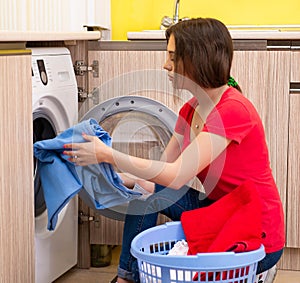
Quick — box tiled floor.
[54,246,300,283]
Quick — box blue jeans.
[117,184,283,282]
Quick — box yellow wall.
[111,0,300,40]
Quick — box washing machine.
[32,47,78,283]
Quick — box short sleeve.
[175,105,188,135]
[174,98,196,135]
[203,100,256,144]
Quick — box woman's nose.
[163,61,172,71]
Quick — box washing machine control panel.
[31,47,77,93]
[32,57,53,90]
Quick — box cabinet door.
[84,50,187,118]
[231,51,290,215]
[0,52,34,282]
[286,51,300,248]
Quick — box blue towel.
[34,118,141,230]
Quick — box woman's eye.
[167,51,175,62]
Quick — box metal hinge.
[74,60,99,77]
[78,87,89,102]
[78,211,95,224]
[78,87,99,103]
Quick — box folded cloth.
[34,118,141,230]
[181,180,262,254]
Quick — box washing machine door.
[79,96,177,220]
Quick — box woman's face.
[163,34,176,80]
[163,34,190,90]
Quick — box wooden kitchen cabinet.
[277,51,300,271]
[287,51,300,248]
[84,50,184,117]
[0,51,34,282]
[231,50,290,213]
[231,50,295,270]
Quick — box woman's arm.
[64,131,230,190]
[160,132,183,162]
[115,132,184,191]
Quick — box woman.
[64,18,285,283]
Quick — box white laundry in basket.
[167,240,197,281]
[167,240,189,256]
[144,239,190,281]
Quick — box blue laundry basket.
[131,222,265,283]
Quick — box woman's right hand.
[63,133,112,166]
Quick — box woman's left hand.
[63,133,109,166]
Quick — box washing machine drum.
[79,96,177,220]
[33,114,56,217]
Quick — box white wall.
[0,0,111,33]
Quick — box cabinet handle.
[290,82,300,94]
[267,40,291,50]
[291,41,300,50]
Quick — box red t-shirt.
[175,87,285,253]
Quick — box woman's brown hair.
[166,18,241,92]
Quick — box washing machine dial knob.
[37,59,48,85]
[40,70,48,85]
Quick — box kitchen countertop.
[127,30,300,40]
[89,37,300,52]
[127,26,300,41]
[2,29,300,52]
[0,30,101,49]
[0,30,101,41]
